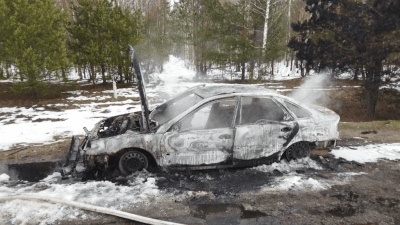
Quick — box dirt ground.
[1,78,400,224]
[120,157,400,225]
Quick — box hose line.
[0,194,184,225]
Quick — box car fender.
[86,133,163,164]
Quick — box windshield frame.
[150,89,204,126]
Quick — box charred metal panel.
[161,128,234,166]
[234,152,280,167]
[233,121,298,161]
[296,118,317,142]
[86,133,163,161]
[274,96,340,143]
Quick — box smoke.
[289,73,331,106]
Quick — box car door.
[161,97,238,167]
[233,96,299,165]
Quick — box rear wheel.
[118,150,148,175]
[285,142,310,161]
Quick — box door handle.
[219,134,231,139]
[281,127,292,132]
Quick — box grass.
[339,120,400,131]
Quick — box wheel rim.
[120,151,147,174]
[286,142,310,160]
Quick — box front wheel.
[118,150,148,175]
[285,142,310,161]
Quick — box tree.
[289,0,400,116]
[67,0,141,84]
[0,0,10,79]
[2,0,69,97]
[134,0,172,81]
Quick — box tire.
[118,150,149,175]
[285,142,310,161]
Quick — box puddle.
[376,197,400,208]
[193,203,267,220]
[326,205,357,217]
[0,161,59,182]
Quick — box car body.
[65,84,340,175]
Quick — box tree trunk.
[290,52,294,71]
[78,66,82,80]
[90,64,95,85]
[300,61,305,77]
[354,66,359,80]
[249,60,255,81]
[361,65,365,80]
[271,60,274,77]
[101,63,107,85]
[262,0,271,49]
[364,61,382,117]
[118,65,123,83]
[61,68,67,82]
[236,64,240,72]
[241,62,245,81]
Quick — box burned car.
[62,47,339,176]
[63,84,339,176]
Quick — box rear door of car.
[161,97,238,167]
[233,96,299,166]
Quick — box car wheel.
[285,142,310,161]
[118,150,148,175]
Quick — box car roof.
[192,84,276,98]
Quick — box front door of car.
[233,97,299,165]
[161,98,238,167]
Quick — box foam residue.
[251,157,323,173]
[331,143,400,163]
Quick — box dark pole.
[128,45,150,132]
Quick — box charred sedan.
[63,84,339,176]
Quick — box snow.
[0,171,162,224]
[0,173,10,183]
[259,175,331,193]
[331,143,400,163]
[252,157,323,173]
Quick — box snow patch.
[0,173,10,183]
[251,157,323,173]
[331,143,400,163]
[0,171,161,224]
[260,175,330,193]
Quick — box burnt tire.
[285,142,310,161]
[118,150,148,175]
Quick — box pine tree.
[3,0,69,97]
[289,0,400,116]
[67,0,141,85]
[0,0,9,79]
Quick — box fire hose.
[0,194,184,225]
